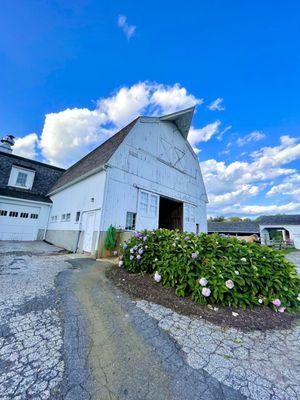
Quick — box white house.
[45,107,208,256]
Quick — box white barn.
[45,107,208,256]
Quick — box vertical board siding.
[102,119,207,233]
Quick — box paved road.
[0,242,243,399]
[0,242,299,399]
[60,258,243,400]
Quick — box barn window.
[139,191,158,217]
[149,195,158,217]
[0,210,7,216]
[75,211,81,222]
[30,214,38,219]
[139,191,149,214]
[125,212,136,230]
[66,213,71,222]
[61,214,66,221]
[9,211,18,217]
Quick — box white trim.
[0,195,52,207]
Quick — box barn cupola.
[0,134,15,154]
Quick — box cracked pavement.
[0,242,67,399]
[0,242,299,399]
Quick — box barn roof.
[49,118,138,194]
[160,107,195,139]
[208,221,260,234]
[49,107,196,195]
[258,214,300,226]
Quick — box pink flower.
[278,307,285,313]
[154,272,162,283]
[202,287,211,297]
[272,299,281,307]
[225,280,234,289]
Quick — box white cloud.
[217,125,232,141]
[201,135,300,215]
[207,97,225,111]
[14,133,38,159]
[208,184,260,206]
[266,174,300,197]
[40,108,109,167]
[118,15,136,39]
[150,83,202,114]
[188,121,221,146]
[251,135,300,168]
[98,82,150,127]
[220,202,300,216]
[39,82,203,167]
[237,130,266,146]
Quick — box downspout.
[43,204,52,241]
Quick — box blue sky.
[1,0,300,217]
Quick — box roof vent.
[0,134,15,154]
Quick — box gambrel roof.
[49,107,196,195]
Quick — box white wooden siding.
[101,119,207,233]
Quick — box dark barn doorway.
[159,197,183,231]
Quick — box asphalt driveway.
[0,241,299,400]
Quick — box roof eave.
[159,106,195,139]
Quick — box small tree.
[105,225,117,253]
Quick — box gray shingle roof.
[49,118,138,193]
[208,221,260,234]
[0,187,52,203]
[258,215,300,226]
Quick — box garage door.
[0,202,41,241]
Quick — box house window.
[16,172,28,187]
[9,211,18,217]
[185,204,196,223]
[61,214,66,221]
[30,214,38,219]
[66,213,71,222]
[126,212,136,230]
[8,166,35,190]
[20,212,29,218]
[75,211,81,222]
[139,191,158,217]
[0,210,7,216]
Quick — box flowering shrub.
[121,229,300,312]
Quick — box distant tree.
[228,217,252,222]
[208,216,226,222]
